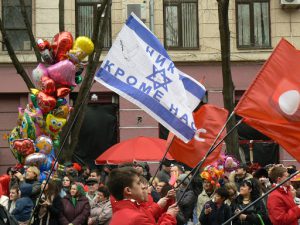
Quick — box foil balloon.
[30,94,38,108]
[47,60,76,87]
[39,155,55,172]
[56,98,67,107]
[21,112,36,140]
[52,32,73,62]
[8,127,23,163]
[200,171,212,182]
[37,39,54,64]
[69,36,94,63]
[53,139,60,149]
[35,135,53,155]
[45,114,66,137]
[37,92,57,114]
[24,152,47,167]
[41,76,56,95]
[53,105,71,119]
[13,139,35,157]
[24,106,44,129]
[17,107,24,126]
[75,75,82,84]
[32,63,48,88]
[56,87,71,98]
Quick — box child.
[11,183,34,225]
[199,187,232,225]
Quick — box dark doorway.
[71,92,119,168]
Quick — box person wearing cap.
[14,166,41,203]
[175,174,197,225]
[157,161,172,183]
[229,163,252,190]
[86,178,99,207]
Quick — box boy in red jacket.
[267,166,300,225]
[107,167,178,225]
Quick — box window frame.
[163,0,199,50]
[1,0,32,51]
[75,0,112,49]
[235,0,271,49]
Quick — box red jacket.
[109,199,176,225]
[267,186,300,225]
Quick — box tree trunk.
[217,0,240,160]
[60,0,111,162]
[59,0,65,32]
[0,17,35,89]
[19,0,42,62]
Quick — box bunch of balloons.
[7,32,94,180]
[200,165,224,187]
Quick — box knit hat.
[177,174,190,185]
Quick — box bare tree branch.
[60,0,110,161]
[0,17,35,89]
[59,0,65,32]
[19,0,42,63]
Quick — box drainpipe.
[149,0,154,32]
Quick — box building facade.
[0,0,300,172]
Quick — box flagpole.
[222,170,300,225]
[176,117,243,205]
[150,134,175,188]
[174,110,235,188]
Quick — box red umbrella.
[95,136,173,164]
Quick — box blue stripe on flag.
[126,15,205,102]
[126,15,170,60]
[181,77,206,99]
[96,68,195,140]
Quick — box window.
[2,0,32,51]
[163,0,199,49]
[76,0,111,49]
[236,0,271,49]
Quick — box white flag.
[95,13,206,142]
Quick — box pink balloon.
[32,63,48,88]
[47,60,76,87]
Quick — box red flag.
[235,39,300,162]
[167,104,228,168]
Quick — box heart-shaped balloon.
[41,76,56,95]
[37,92,57,114]
[48,60,76,87]
[32,63,48,87]
[13,139,35,157]
[56,87,71,98]
[52,32,73,62]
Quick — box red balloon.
[37,92,57,114]
[13,139,35,157]
[52,32,73,62]
[56,87,71,98]
[41,76,56,95]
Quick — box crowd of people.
[0,160,300,225]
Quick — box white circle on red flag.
[278,90,300,115]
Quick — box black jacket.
[199,200,232,225]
